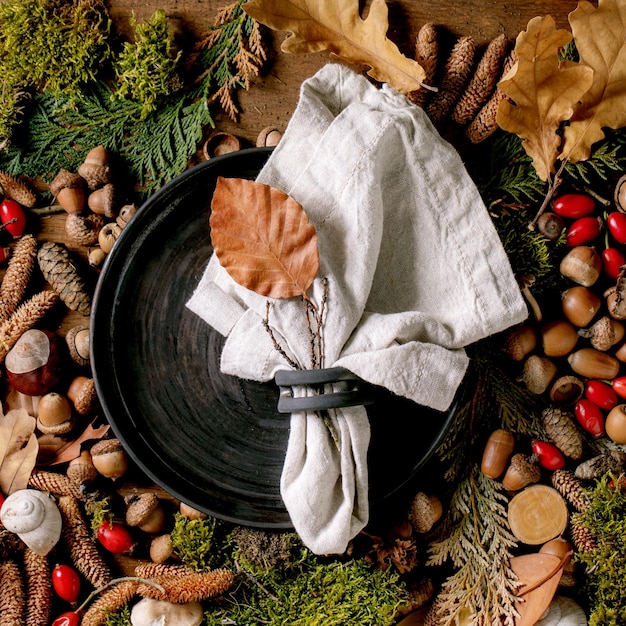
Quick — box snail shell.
[0,488,62,555]
[536,596,588,625]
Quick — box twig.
[263,301,300,370]
[235,560,283,605]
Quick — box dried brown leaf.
[0,408,38,495]
[244,0,425,94]
[210,177,319,299]
[45,420,110,466]
[496,15,594,181]
[561,0,626,162]
[510,553,563,625]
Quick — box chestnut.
[5,329,63,396]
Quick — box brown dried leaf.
[244,0,426,94]
[45,420,110,466]
[210,177,319,299]
[561,0,626,162]
[496,15,594,181]
[0,408,38,495]
[510,552,563,625]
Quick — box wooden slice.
[508,485,568,545]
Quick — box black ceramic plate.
[91,147,460,529]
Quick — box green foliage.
[564,128,626,186]
[0,0,267,198]
[103,605,131,625]
[83,495,114,532]
[0,0,112,144]
[575,473,626,626]
[205,555,409,626]
[113,10,183,119]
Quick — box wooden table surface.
[33,0,579,575]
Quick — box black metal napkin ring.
[275,367,377,413]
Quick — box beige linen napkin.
[187,63,528,554]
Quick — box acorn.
[560,246,602,287]
[116,203,138,229]
[66,325,90,368]
[88,183,116,218]
[537,211,565,241]
[90,438,128,480]
[518,354,558,394]
[578,315,625,351]
[67,375,98,415]
[481,429,515,479]
[502,325,537,361]
[150,534,174,563]
[125,493,166,534]
[541,319,579,357]
[67,449,98,487]
[568,348,620,379]
[408,492,443,533]
[548,375,585,405]
[78,145,112,190]
[49,169,85,214]
[501,453,541,491]
[615,173,626,212]
[179,502,207,520]
[562,286,601,327]
[256,126,282,147]
[36,392,74,435]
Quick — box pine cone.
[452,33,510,125]
[426,36,476,126]
[0,234,38,323]
[542,406,583,460]
[134,562,190,578]
[575,449,626,480]
[465,48,517,143]
[551,468,592,512]
[57,495,112,588]
[28,469,84,499]
[0,170,37,207]
[408,23,438,108]
[23,548,52,626]
[0,527,25,558]
[81,580,139,626]
[0,290,59,361]
[569,511,597,553]
[136,568,235,603]
[0,559,25,625]
[37,241,91,315]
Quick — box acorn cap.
[66,325,90,368]
[91,438,124,457]
[125,493,160,526]
[49,169,84,196]
[408,492,442,533]
[71,377,98,415]
[78,146,112,190]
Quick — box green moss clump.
[170,513,226,571]
[205,556,410,626]
[113,9,183,118]
[575,473,626,626]
[0,0,112,144]
[103,604,131,625]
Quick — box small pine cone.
[0,290,59,361]
[23,548,52,626]
[575,449,626,480]
[426,36,476,126]
[28,469,84,499]
[0,559,25,625]
[81,580,139,626]
[136,568,235,603]
[0,234,38,323]
[0,170,37,207]
[134,562,190,579]
[37,241,91,315]
[465,48,517,143]
[551,468,592,512]
[0,528,26,558]
[408,23,438,108]
[569,511,597,553]
[542,406,583,460]
[57,495,113,588]
[451,33,509,125]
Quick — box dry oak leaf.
[496,15,594,181]
[0,408,38,495]
[244,0,426,94]
[210,177,319,299]
[561,0,626,162]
